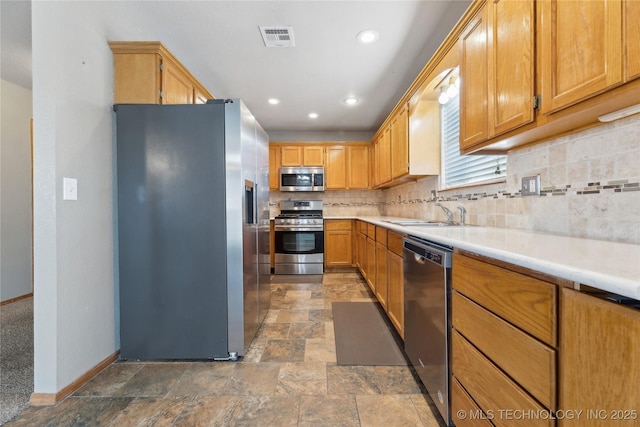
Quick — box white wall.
[0,79,33,302]
[31,1,130,394]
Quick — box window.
[439,93,506,189]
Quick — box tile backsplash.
[270,114,640,244]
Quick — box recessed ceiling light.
[357,30,379,44]
[344,97,359,105]
[308,113,319,119]
[268,98,280,105]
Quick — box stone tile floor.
[5,272,443,426]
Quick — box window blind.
[440,96,506,189]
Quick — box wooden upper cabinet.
[459,5,489,149]
[280,146,303,166]
[273,143,368,190]
[539,0,623,114]
[625,0,640,81]
[460,0,534,151]
[488,0,535,136]
[325,146,347,189]
[347,145,369,189]
[390,104,409,180]
[303,146,324,166]
[109,42,213,105]
[326,144,370,190]
[378,126,392,185]
[269,146,281,190]
[370,136,380,188]
[111,52,160,104]
[280,145,324,166]
[194,87,209,104]
[162,60,194,104]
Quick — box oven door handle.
[274,225,324,232]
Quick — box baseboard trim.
[30,350,119,406]
[1,292,33,306]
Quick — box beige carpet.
[332,301,408,366]
[0,297,33,425]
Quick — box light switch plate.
[63,177,78,201]
[521,175,540,196]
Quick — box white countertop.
[325,216,640,300]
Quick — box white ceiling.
[1,0,471,133]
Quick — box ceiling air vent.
[259,26,296,48]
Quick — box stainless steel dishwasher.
[403,236,453,426]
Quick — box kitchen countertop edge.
[324,216,640,300]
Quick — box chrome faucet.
[457,205,467,226]
[435,202,454,223]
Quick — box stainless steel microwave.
[279,167,325,192]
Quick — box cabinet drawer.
[452,331,552,427]
[375,227,387,245]
[451,377,494,427]
[366,223,376,239]
[453,291,556,409]
[453,253,557,346]
[387,231,404,256]
[325,220,352,231]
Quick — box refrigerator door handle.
[245,180,256,225]
[254,183,259,225]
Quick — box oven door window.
[281,173,312,188]
[275,230,324,254]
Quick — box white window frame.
[439,94,506,190]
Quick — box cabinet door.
[390,105,409,179]
[269,146,281,190]
[489,0,535,136]
[626,0,640,81]
[162,60,194,104]
[325,146,347,189]
[366,238,376,293]
[387,251,404,338]
[194,87,209,104]
[371,137,380,188]
[302,146,324,166]
[460,6,489,150]
[375,241,388,310]
[281,146,303,166]
[347,146,369,189]
[325,230,353,267]
[358,232,367,277]
[378,127,392,184]
[539,0,623,114]
[112,53,160,104]
[558,288,640,427]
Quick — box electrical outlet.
[521,175,541,196]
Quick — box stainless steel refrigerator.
[115,99,270,360]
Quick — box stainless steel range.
[274,200,324,274]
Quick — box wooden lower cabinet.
[452,252,561,427]
[386,249,404,338]
[354,225,405,338]
[451,377,494,427]
[558,288,640,427]
[324,220,353,267]
[453,291,556,409]
[375,241,388,309]
[452,331,551,427]
[365,237,376,293]
[357,229,367,278]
